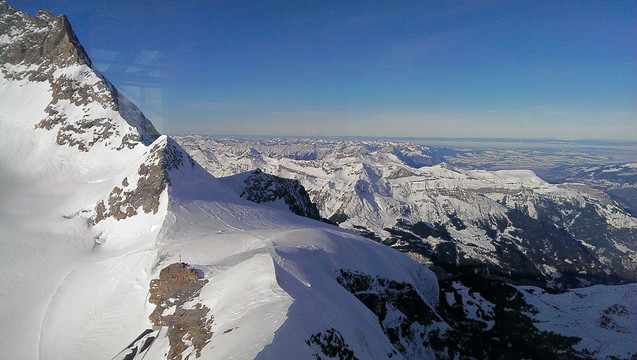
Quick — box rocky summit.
[1,1,636,359]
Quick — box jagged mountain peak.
[0,0,15,14]
[0,1,91,71]
[3,2,637,359]
[0,0,159,149]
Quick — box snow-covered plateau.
[1,1,636,359]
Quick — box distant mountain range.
[537,163,637,215]
[175,136,637,290]
[1,1,636,359]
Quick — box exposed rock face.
[336,269,445,359]
[305,328,360,360]
[336,269,594,359]
[148,263,213,360]
[0,2,90,75]
[0,0,159,151]
[95,142,168,223]
[113,329,158,360]
[228,169,321,220]
[94,137,192,223]
[436,275,588,359]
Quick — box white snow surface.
[0,61,162,358]
[0,64,438,359]
[174,136,637,274]
[3,6,636,357]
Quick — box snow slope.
[0,3,443,359]
[0,8,162,356]
[175,135,637,288]
[3,2,636,359]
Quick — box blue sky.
[11,1,637,140]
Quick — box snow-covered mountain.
[2,1,636,359]
[537,162,637,215]
[0,3,443,359]
[175,136,637,289]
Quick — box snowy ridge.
[2,2,637,359]
[0,2,447,359]
[175,136,637,288]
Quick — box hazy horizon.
[171,132,637,145]
[11,0,637,141]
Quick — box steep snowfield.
[3,2,637,359]
[0,3,442,359]
[0,70,162,359]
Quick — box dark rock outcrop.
[305,328,360,360]
[336,269,444,359]
[94,137,193,223]
[148,263,213,360]
[222,169,321,220]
